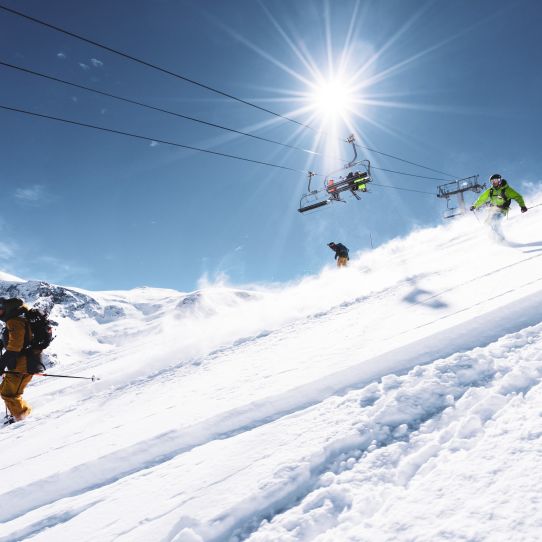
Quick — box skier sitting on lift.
[327,179,341,200]
[470,174,527,215]
[351,171,368,192]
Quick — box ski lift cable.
[1,103,452,189]
[0,104,460,191]
[370,182,435,196]
[0,104,309,174]
[371,166,449,182]
[0,4,312,129]
[354,143,459,179]
[0,3,461,182]
[0,60,343,163]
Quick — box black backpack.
[24,308,54,373]
[25,308,54,352]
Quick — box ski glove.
[521,206,528,213]
[469,205,476,211]
[1,350,18,371]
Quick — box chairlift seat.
[298,199,330,213]
[443,208,464,219]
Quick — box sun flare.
[308,78,356,122]
[310,80,353,117]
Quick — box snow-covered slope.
[1,200,542,542]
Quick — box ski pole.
[2,370,99,381]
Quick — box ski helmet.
[490,173,503,187]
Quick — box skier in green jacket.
[470,174,528,215]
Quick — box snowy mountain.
[1,199,542,542]
[0,270,24,282]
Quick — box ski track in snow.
[241,363,542,540]
[241,333,542,542]
[1,202,542,541]
[3,321,542,542]
[2,270,541,529]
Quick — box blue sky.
[1,0,540,291]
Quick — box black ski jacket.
[331,243,349,259]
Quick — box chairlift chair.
[437,175,485,219]
[297,162,372,213]
[298,135,373,214]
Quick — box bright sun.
[309,78,355,121]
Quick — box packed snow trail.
[0,200,541,541]
[243,327,542,542]
[2,283,542,530]
[2,319,542,542]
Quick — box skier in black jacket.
[328,242,349,267]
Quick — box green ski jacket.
[472,180,526,210]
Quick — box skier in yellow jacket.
[0,297,33,423]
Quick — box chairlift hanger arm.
[306,171,317,193]
[345,134,358,169]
